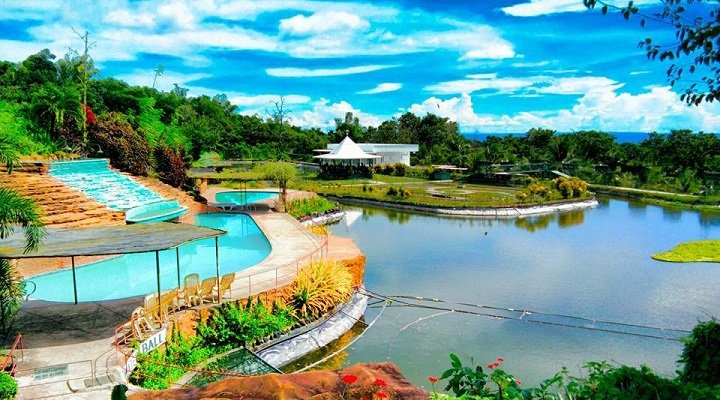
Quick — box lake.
[297,198,720,389]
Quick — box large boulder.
[128,362,427,400]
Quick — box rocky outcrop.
[128,362,427,400]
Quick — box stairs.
[0,171,125,228]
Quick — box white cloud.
[629,70,652,75]
[502,0,661,17]
[406,87,720,133]
[266,64,399,78]
[157,0,197,29]
[280,11,370,36]
[534,76,622,95]
[104,9,156,28]
[425,74,621,96]
[288,98,383,129]
[357,82,402,95]
[425,75,538,95]
[511,61,551,68]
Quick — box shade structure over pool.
[0,222,227,304]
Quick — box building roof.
[0,222,226,259]
[314,136,381,160]
[326,143,419,152]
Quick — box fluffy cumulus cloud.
[502,0,661,17]
[279,11,370,36]
[357,82,402,95]
[407,87,720,133]
[287,98,383,129]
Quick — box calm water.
[215,191,278,205]
[28,213,271,302]
[323,199,720,388]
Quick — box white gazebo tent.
[315,136,382,175]
[314,136,381,172]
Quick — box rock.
[128,362,427,400]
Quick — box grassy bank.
[590,184,720,212]
[292,176,591,209]
[652,240,720,263]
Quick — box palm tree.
[0,140,45,333]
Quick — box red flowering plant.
[83,104,97,125]
[339,373,393,399]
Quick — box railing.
[1,333,24,376]
[113,225,330,379]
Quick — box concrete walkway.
[2,211,337,399]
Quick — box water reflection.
[320,198,720,386]
[281,321,366,373]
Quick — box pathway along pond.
[285,197,720,388]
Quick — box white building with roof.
[319,142,419,166]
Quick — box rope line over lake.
[360,288,690,342]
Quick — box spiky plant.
[287,260,353,319]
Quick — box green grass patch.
[652,240,720,263]
[286,196,338,219]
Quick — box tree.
[0,142,46,333]
[152,65,165,89]
[257,161,297,212]
[584,0,720,105]
[70,28,97,148]
[269,97,291,154]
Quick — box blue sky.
[1,0,719,133]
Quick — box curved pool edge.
[23,213,273,304]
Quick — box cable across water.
[359,288,690,342]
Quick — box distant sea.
[463,132,685,144]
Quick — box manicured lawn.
[652,240,720,263]
[291,176,566,209]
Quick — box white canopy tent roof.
[314,136,381,161]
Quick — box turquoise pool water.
[215,191,278,206]
[49,159,164,210]
[28,213,272,302]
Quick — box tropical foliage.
[286,196,339,220]
[0,371,17,400]
[434,319,720,399]
[287,260,354,319]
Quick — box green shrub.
[198,299,295,348]
[154,145,187,187]
[286,196,337,219]
[393,163,408,176]
[679,319,720,386]
[130,332,219,390]
[89,112,150,176]
[552,177,588,198]
[0,371,18,400]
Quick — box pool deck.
[3,210,362,399]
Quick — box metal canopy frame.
[0,223,227,305]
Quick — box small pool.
[27,213,272,303]
[215,191,278,206]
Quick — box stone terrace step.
[0,172,125,228]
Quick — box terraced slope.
[0,169,125,228]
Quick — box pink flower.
[428,376,438,384]
[487,363,495,369]
[497,357,504,363]
[516,379,522,385]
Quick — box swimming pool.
[27,213,272,303]
[215,191,278,206]
[49,159,165,210]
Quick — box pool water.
[308,198,720,387]
[215,191,278,206]
[28,213,272,302]
[49,159,164,210]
